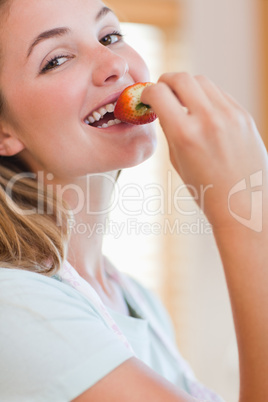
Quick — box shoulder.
[0,267,102,325]
[0,267,95,309]
[0,268,133,401]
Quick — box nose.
[91,46,129,86]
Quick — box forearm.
[213,205,268,402]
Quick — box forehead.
[1,0,106,43]
[6,0,106,26]
[0,0,107,66]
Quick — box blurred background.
[104,1,268,401]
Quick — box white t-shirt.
[0,267,192,401]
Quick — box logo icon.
[228,170,263,232]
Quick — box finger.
[194,75,231,109]
[195,75,247,113]
[220,89,249,113]
[141,82,188,136]
[157,72,212,114]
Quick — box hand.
[141,72,268,228]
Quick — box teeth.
[93,112,101,121]
[99,107,107,116]
[84,101,117,126]
[106,103,115,113]
[97,119,121,129]
[107,120,116,127]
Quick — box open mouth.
[84,102,122,129]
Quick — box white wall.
[186,0,261,123]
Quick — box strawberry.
[114,82,157,125]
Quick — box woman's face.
[0,0,157,179]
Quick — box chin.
[119,126,158,169]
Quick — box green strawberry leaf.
[135,102,151,111]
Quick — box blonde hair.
[0,158,70,276]
[0,0,70,276]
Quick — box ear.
[0,125,25,156]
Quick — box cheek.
[30,76,83,119]
[6,76,84,138]
[124,45,150,82]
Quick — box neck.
[58,170,129,315]
[46,171,118,290]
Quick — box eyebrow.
[26,6,114,58]
[96,6,113,21]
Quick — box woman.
[0,0,267,401]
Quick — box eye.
[41,55,72,74]
[99,31,124,46]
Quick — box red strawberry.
[114,82,157,125]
